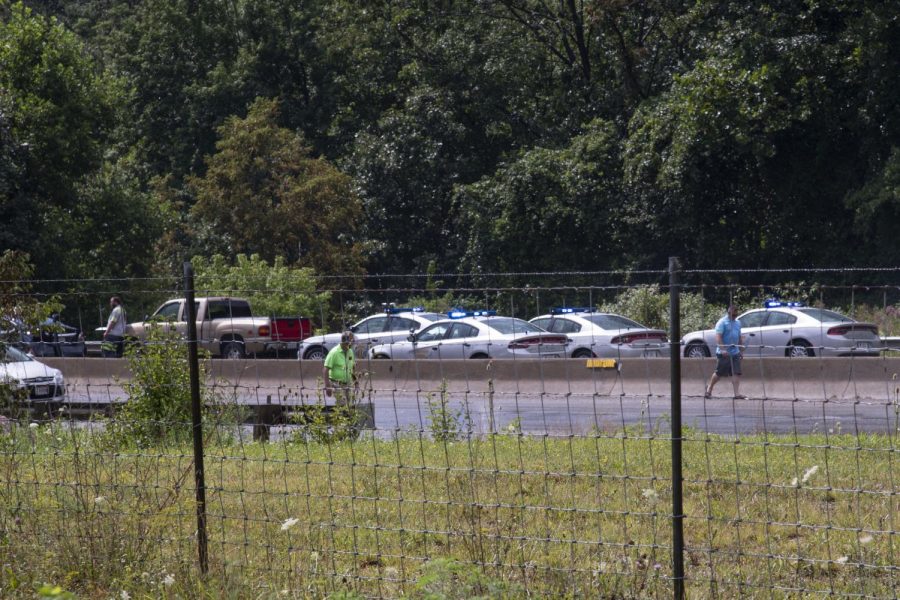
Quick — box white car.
[369,310,569,360]
[297,307,445,360]
[681,301,884,358]
[1,344,66,413]
[530,308,670,359]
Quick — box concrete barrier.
[41,356,900,402]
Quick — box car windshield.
[0,344,31,363]
[484,318,542,335]
[797,308,854,323]
[584,314,644,330]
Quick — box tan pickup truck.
[127,297,310,358]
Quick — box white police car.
[369,309,569,360]
[681,301,884,358]
[297,306,444,360]
[530,307,669,358]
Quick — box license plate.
[858,342,870,349]
[34,385,49,396]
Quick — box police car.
[297,306,444,360]
[530,307,669,358]
[368,309,569,360]
[681,301,884,358]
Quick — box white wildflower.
[310,551,320,562]
[384,566,399,579]
[860,535,874,545]
[642,488,659,504]
[29,422,38,429]
[162,573,175,587]
[120,591,131,600]
[801,465,819,484]
[835,556,849,565]
[280,517,299,531]
[94,496,106,505]
[791,477,799,487]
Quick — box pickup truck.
[126,297,311,358]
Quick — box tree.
[192,253,331,319]
[453,119,626,273]
[0,1,122,276]
[189,97,365,277]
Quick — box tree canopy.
[3,0,898,285]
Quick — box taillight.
[508,335,567,349]
[827,325,878,336]
[258,325,271,337]
[610,332,668,345]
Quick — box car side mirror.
[407,333,416,342]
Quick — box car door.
[139,301,181,339]
[411,322,453,359]
[202,300,230,345]
[386,316,420,345]
[548,318,584,353]
[757,310,797,356]
[442,323,480,358]
[351,316,389,353]
[735,310,767,356]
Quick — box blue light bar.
[550,306,594,314]
[764,300,805,308]
[447,309,496,319]
[384,306,425,314]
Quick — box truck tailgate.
[271,317,312,342]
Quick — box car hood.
[0,360,61,383]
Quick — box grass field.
[1,419,899,599]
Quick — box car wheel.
[685,342,710,358]
[786,340,814,358]
[470,353,489,359]
[372,353,390,359]
[221,341,245,360]
[304,345,327,361]
[572,348,595,359]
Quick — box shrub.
[107,325,210,447]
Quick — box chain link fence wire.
[1,267,900,597]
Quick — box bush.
[107,325,211,447]
[598,284,724,334]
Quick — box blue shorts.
[715,354,742,377]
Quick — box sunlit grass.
[2,422,899,598]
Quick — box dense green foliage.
[3,0,899,281]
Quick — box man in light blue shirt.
[704,305,746,399]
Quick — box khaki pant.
[329,379,355,406]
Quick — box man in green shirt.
[323,331,356,405]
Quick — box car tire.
[572,348,595,359]
[304,345,327,361]
[470,353,489,359]
[372,353,390,359]
[685,342,710,358]
[786,339,814,358]
[221,341,245,360]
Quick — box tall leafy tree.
[189,97,365,277]
[454,119,626,273]
[0,1,121,275]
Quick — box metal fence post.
[669,257,684,599]
[184,261,209,575]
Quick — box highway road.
[42,355,900,437]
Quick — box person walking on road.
[705,304,746,399]
[323,331,357,405]
[102,296,127,358]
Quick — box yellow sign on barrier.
[585,358,617,369]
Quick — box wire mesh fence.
[2,264,900,598]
